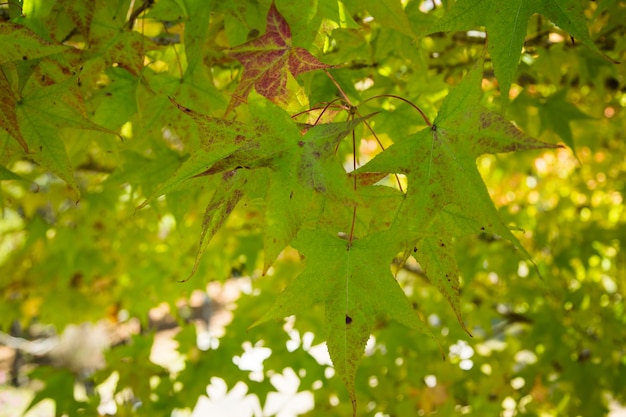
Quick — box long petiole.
[362,94,432,127]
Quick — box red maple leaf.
[227,1,330,114]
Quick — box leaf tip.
[181,257,203,283]
[261,262,272,276]
[178,269,196,283]
[248,310,277,331]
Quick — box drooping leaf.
[185,169,249,282]
[256,229,433,417]
[413,235,470,335]
[427,0,617,98]
[226,1,331,114]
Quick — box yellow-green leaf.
[256,229,433,416]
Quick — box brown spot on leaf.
[480,112,493,129]
[247,28,260,39]
[345,315,352,324]
[70,272,83,288]
[223,170,237,180]
[226,189,243,214]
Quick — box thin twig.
[324,69,354,107]
[355,110,404,192]
[362,94,432,126]
[347,122,358,250]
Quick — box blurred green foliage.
[1,0,625,416]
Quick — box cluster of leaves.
[1,0,625,416]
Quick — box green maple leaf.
[185,169,249,282]
[143,97,370,272]
[360,62,561,328]
[179,0,211,76]
[57,0,95,39]
[87,0,148,76]
[104,334,167,401]
[226,1,331,114]
[25,367,84,417]
[138,97,299,207]
[262,116,371,271]
[0,22,69,64]
[256,229,433,417]
[7,62,119,194]
[0,165,28,182]
[413,235,469,334]
[427,0,617,98]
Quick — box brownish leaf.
[227,1,330,114]
[0,68,28,152]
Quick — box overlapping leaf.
[8,62,119,194]
[343,0,416,38]
[255,229,432,416]
[538,89,594,151]
[145,98,372,274]
[262,116,372,270]
[427,0,617,98]
[360,63,561,330]
[138,98,292,207]
[185,169,249,282]
[57,0,95,39]
[226,1,331,114]
[87,0,148,76]
[0,68,28,152]
[0,22,69,64]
